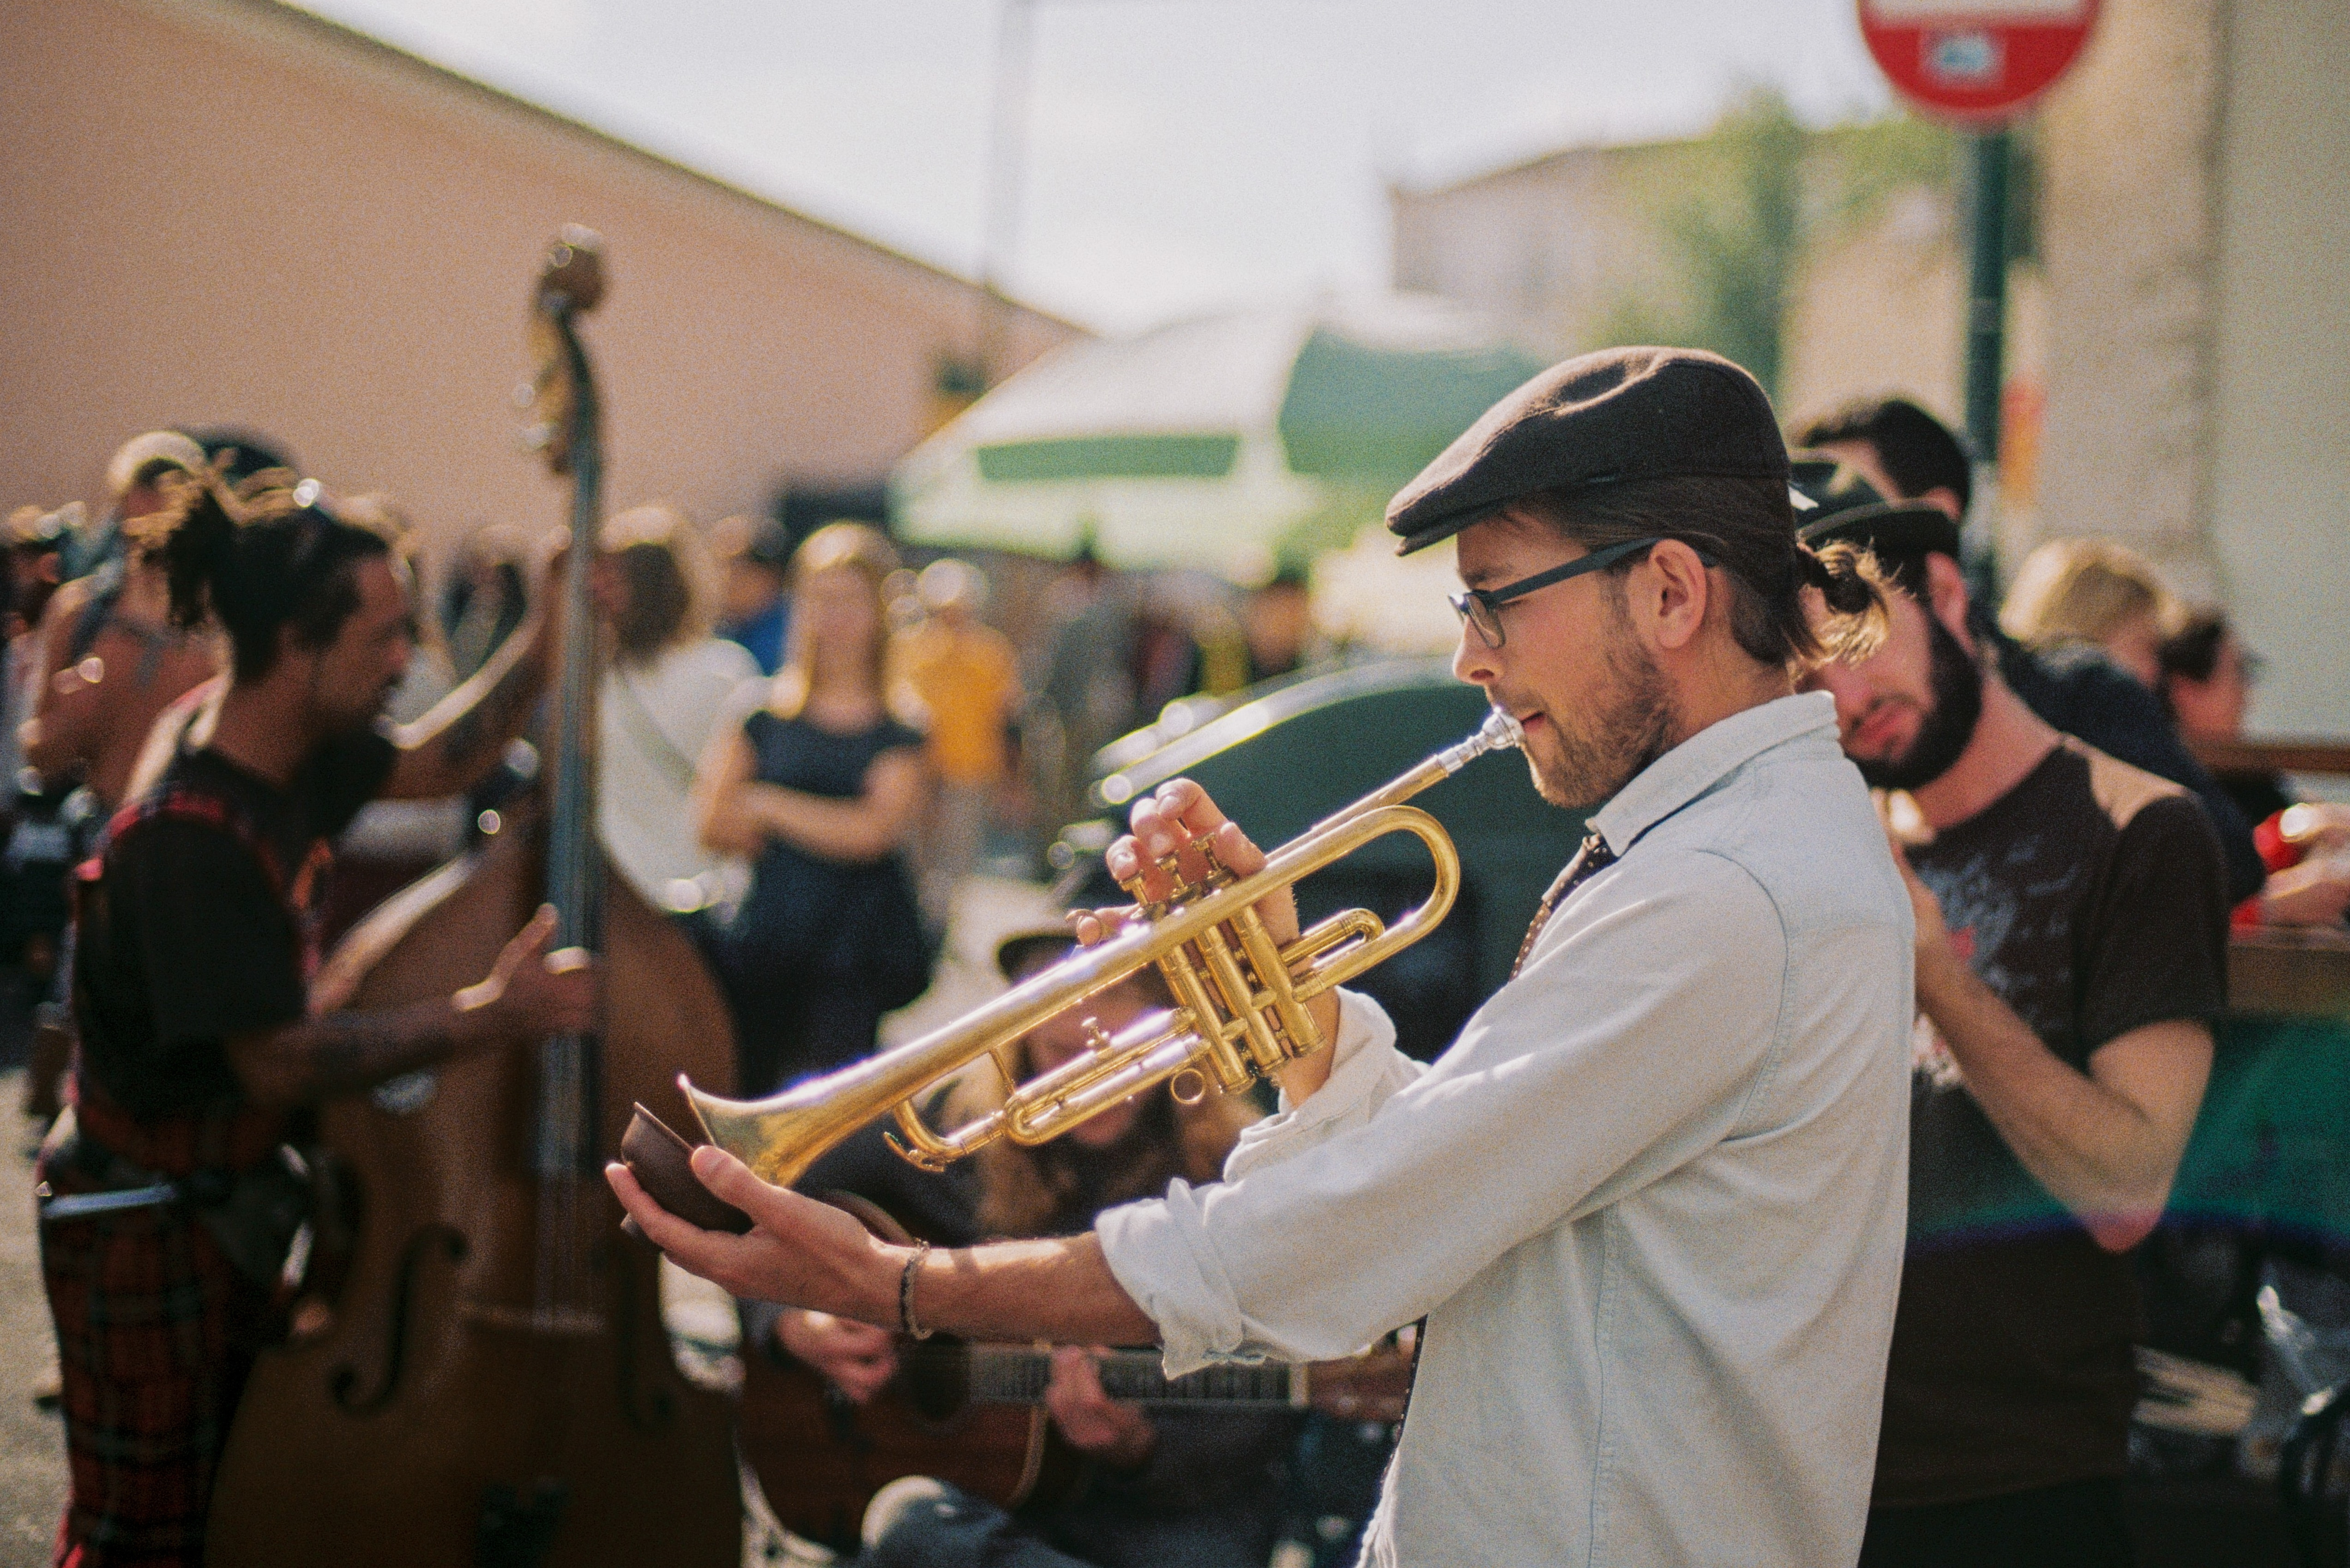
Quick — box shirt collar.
[1590,690,1839,855]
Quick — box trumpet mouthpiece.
[1479,709,1525,752]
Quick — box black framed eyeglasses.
[1450,536,1709,649]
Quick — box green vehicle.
[1062,656,1585,1060]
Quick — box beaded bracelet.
[898,1239,934,1340]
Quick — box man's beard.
[1854,611,1984,791]
[1526,613,1675,810]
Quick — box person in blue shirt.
[715,514,792,676]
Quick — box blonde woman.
[1999,537,2181,687]
[695,523,932,1093]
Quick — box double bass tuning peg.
[538,225,607,316]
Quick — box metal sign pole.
[1962,125,2011,594]
[1964,126,2011,467]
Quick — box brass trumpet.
[682,709,1523,1186]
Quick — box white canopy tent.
[892,296,1544,585]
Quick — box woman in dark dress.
[694,523,930,1093]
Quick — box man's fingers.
[1122,780,1248,900]
[1067,906,1134,949]
[604,1161,735,1277]
[502,906,559,970]
[1208,818,1267,877]
[684,1144,861,1256]
[688,1142,785,1215]
[1153,780,1264,882]
[839,1322,895,1356]
[1050,1344,1107,1397]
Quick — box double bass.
[205,231,741,1566]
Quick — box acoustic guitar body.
[203,827,741,1567]
[741,1339,1073,1552]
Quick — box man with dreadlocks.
[35,476,597,1568]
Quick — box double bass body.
[203,230,740,1566]
[206,825,739,1566]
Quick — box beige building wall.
[1781,191,1967,435]
[1779,195,2046,559]
[2034,0,2227,600]
[2037,0,2349,736]
[1388,143,1689,360]
[2205,0,2350,737]
[0,0,1080,571]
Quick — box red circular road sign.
[1859,0,2101,124]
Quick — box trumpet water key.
[682,710,1524,1188]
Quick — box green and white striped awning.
[892,297,1543,582]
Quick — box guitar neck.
[964,1347,1306,1410]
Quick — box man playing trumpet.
[615,348,1916,1566]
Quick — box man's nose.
[1802,664,1869,727]
[1451,618,1498,688]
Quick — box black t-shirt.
[74,730,398,1118]
[1875,739,2229,1507]
[1998,631,2266,904]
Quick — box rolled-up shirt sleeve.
[1097,848,1789,1376]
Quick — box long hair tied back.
[149,468,392,679]
[1795,539,1891,665]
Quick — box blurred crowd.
[0,427,1344,1121]
[0,426,1356,1568]
[1996,535,2350,928]
[1788,397,2349,933]
[5,410,2345,1119]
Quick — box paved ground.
[0,1071,65,1567]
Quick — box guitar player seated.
[742,926,1299,1568]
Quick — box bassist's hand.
[777,1309,898,1404]
[455,905,600,1050]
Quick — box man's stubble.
[1528,589,1677,812]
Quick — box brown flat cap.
[1386,347,1789,556]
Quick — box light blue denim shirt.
[1099,691,1914,1567]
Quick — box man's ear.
[1918,487,1964,523]
[1644,539,1711,652]
[1922,552,1975,648]
[274,619,316,679]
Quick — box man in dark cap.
[617,348,1916,1566]
[1792,457,2226,1567]
[1790,396,2265,904]
[713,513,793,676]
